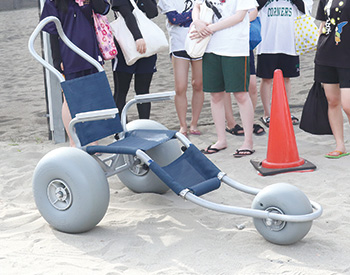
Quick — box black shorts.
[172,50,202,61]
[314,64,350,88]
[257,53,300,79]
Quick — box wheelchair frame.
[29,16,322,245]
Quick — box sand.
[1,5,350,275]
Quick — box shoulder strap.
[205,0,222,19]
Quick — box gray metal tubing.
[28,16,104,83]
[222,176,260,195]
[183,191,323,223]
[120,91,175,130]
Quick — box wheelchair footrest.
[149,145,221,196]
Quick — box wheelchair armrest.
[68,108,119,147]
[121,91,175,129]
[75,108,119,122]
[133,91,175,103]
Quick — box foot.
[189,129,202,135]
[179,127,188,137]
[233,149,255,158]
[201,145,227,154]
[325,150,350,159]
[260,116,270,128]
[291,115,299,125]
[226,124,244,136]
[253,124,265,136]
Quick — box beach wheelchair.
[29,17,322,245]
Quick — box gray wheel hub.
[47,179,73,211]
[263,206,286,232]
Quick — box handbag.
[75,0,117,60]
[250,17,261,50]
[294,15,319,55]
[92,11,118,60]
[110,0,168,66]
[184,0,215,58]
[299,82,333,135]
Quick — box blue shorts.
[250,50,255,76]
[64,68,98,80]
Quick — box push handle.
[28,16,104,83]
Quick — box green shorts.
[202,53,250,93]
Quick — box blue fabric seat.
[86,129,177,155]
[61,72,221,197]
[61,71,123,146]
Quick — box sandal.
[253,124,265,136]
[260,116,270,128]
[226,124,244,136]
[233,149,255,158]
[325,150,350,159]
[190,129,202,135]
[201,145,227,154]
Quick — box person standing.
[191,0,257,157]
[40,0,111,146]
[314,0,350,159]
[158,0,204,136]
[111,0,158,120]
[256,0,305,128]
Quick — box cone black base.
[250,159,316,176]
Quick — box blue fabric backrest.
[61,71,123,146]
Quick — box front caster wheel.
[32,147,109,233]
[252,183,313,245]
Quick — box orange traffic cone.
[251,69,316,176]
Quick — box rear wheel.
[116,119,182,194]
[33,147,109,233]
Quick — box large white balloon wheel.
[116,119,182,194]
[47,179,73,211]
[252,183,313,245]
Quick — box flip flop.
[324,150,350,159]
[253,124,265,136]
[291,115,299,125]
[233,149,255,158]
[201,145,227,154]
[190,129,202,135]
[226,124,244,136]
[260,116,270,128]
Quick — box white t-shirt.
[196,0,258,57]
[257,0,299,55]
[158,0,194,53]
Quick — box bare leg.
[341,88,350,123]
[210,92,227,149]
[260,78,273,118]
[189,59,204,133]
[233,92,254,150]
[62,95,75,147]
[324,84,346,153]
[172,56,190,135]
[249,74,258,111]
[224,93,240,129]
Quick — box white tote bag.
[184,1,214,59]
[110,0,168,66]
